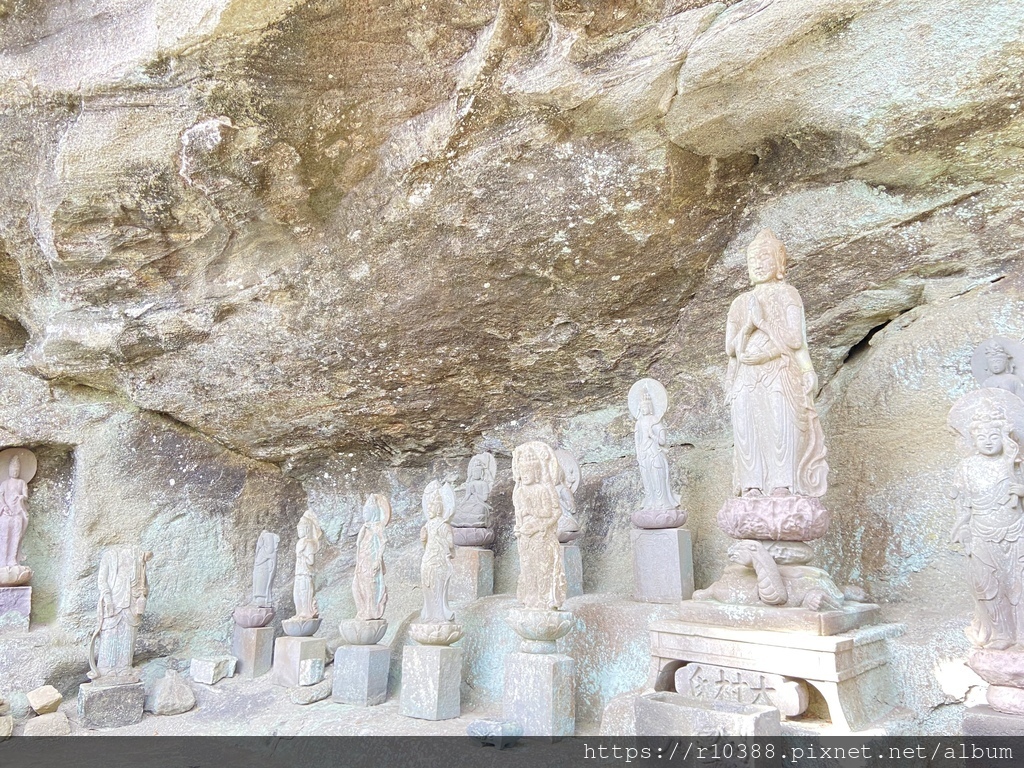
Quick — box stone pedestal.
[635,691,780,736]
[561,543,583,598]
[333,644,390,706]
[503,652,575,737]
[232,625,275,679]
[632,528,693,603]
[451,547,493,603]
[0,586,30,630]
[272,636,326,688]
[78,682,145,729]
[400,645,461,720]
[648,620,903,732]
[964,704,1024,736]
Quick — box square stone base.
[562,543,583,598]
[272,636,326,688]
[503,652,575,737]
[649,620,903,733]
[677,600,879,635]
[232,626,275,679]
[632,528,693,603]
[0,586,30,631]
[635,691,780,736]
[78,682,145,729]
[451,547,494,603]
[400,645,461,720]
[333,644,390,706]
[964,704,1024,736]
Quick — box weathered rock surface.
[145,670,197,716]
[22,711,71,736]
[0,0,1021,734]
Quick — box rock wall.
[2,0,1023,730]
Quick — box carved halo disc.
[948,387,1024,450]
[555,449,581,493]
[971,337,1024,386]
[0,447,37,483]
[628,377,669,421]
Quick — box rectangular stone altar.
[400,645,461,720]
[561,543,583,598]
[0,586,30,631]
[333,644,390,706]
[272,636,326,688]
[632,528,693,603]
[635,691,780,736]
[503,652,575,737]
[451,547,493,603]
[648,619,903,732]
[232,626,274,679]
[78,682,145,729]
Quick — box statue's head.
[984,341,1013,375]
[970,404,1015,457]
[512,443,544,486]
[639,387,654,416]
[422,481,444,520]
[297,510,324,548]
[363,493,392,526]
[746,229,787,285]
[8,455,19,479]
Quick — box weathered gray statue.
[233,530,279,628]
[420,481,456,623]
[354,494,391,622]
[88,546,152,685]
[453,453,497,547]
[284,510,324,637]
[0,448,36,587]
[555,449,581,543]
[513,442,567,611]
[629,379,686,529]
[725,228,828,498]
[972,338,1024,399]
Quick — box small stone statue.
[629,379,686,529]
[972,338,1024,399]
[408,481,463,646]
[453,453,498,547]
[284,510,324,637]
[513,442,567,611]
[233,530,279,628]
[725,229,828,498]
[0,448,36,587]
[555,449,581,543]
[354,494,390,622]
[88,546,152,685]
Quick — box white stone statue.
[354,494,390,622]
[949,389,1024,650]
[555,449,581,543]
[513,442,567,611]
[233,530,279,628]
[725,229,828,498]
[0,448,36,587]
[284,510,324,637]
[88,546,152,685]
[453,453,497,529]
[972,338,1024,399]
[419,481,456,623]
[628,379,686,529]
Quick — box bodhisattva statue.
[0,448,37,587]
[948,387,1024,715]
[514,442,567,611]
[354,494,390,622]
[453,453,498,547]
[233,530,279,628]
[629,378,686,529]
[555,449,581,544]
[283,510,324,637]
[88,546,152,685]
[972,338,1024,400]
[408,482,463,646]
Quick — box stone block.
[23,711,71,736]
[232,625,275,679]
[635,691,780,736]
[190,655,237,685]
[26,685,62,715]
[333,644,390,706]
[400,645,461,721]
[503,651,575,737]
[290,677,332,705]
[964,704,1024,736]
[77,682,145,729]
[562,543,583,598]
[451,547,494,603]
[632,527,694,603]
[144,670,195,715]
[676,600,879,635]
[675,663,808,717]
[0,586,30,631]
[272,636,326,688]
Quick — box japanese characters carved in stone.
[88,546,152,685]
[0,448,36,587]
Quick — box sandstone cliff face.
[1,0,1022,729]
